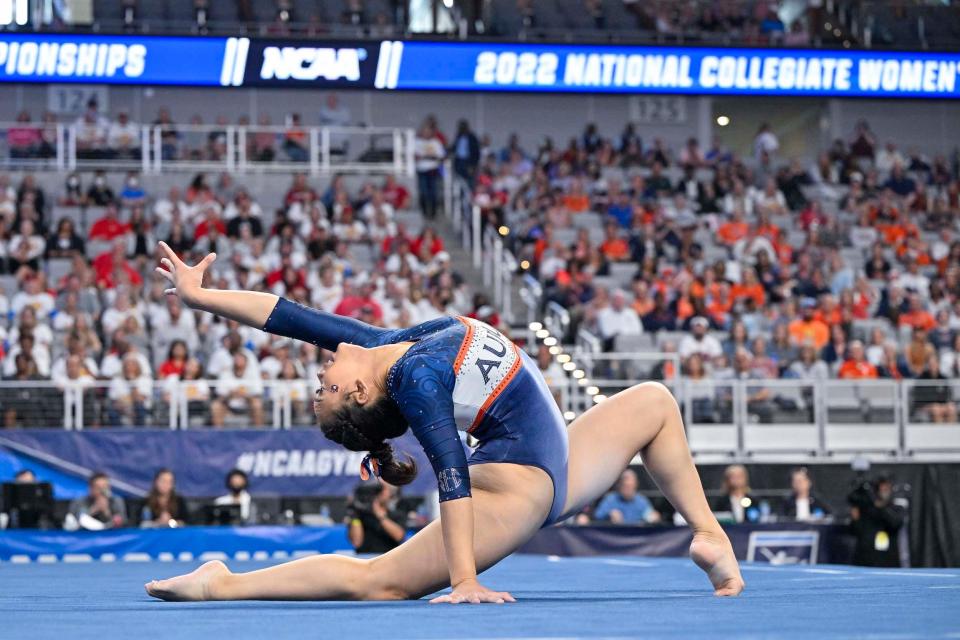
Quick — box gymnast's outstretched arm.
[155,242,384,350]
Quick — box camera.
[847,476,878,509]
[347,483,380,518]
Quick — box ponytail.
[321,392,419,486]
[369,441,418,486]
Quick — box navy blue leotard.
[264,298,569,526]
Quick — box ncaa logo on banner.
[747,531,820,565]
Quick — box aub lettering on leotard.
[451,318,522,432]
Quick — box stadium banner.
[1,33,959,98]
[0,522,850,563]
[0,525,352,561]
[519,523,855,565]
[0,430,436,497]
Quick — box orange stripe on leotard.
[468,343,522,433]
[453,316,474,376]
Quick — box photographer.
[68,472,127,530]
[848,474,906,567]
[347,482,405,554]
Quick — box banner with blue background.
[0,430,435,498]
[0,33,958,98]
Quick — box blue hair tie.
[359,454,381,481]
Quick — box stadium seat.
[613,333,654,352]
[609,262,637,287]
[46,259,73,284]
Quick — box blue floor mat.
[3,555,959,639]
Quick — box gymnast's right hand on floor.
[155,240,215,308]
[429,578,516,605]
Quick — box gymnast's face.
[314,343,377,420]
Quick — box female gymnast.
[146,242,744,604]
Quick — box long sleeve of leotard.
[262,298,387,351]
[389,354,471,502]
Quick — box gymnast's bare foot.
[690,530,745,597]
[145,560,230,601]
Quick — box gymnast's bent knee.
[360,557,412,601]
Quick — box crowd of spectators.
[6,95,359,166]
[588,0,811,45]
[0,156,495,427]
[455,115,960,424]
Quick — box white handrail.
[0,122,416,177]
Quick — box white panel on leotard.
[451,318,521,431]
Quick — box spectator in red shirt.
[284,173,316,208]
[265,259,307,296]
[410,227,444,258]
[334,278,383,321]
[7,111,41,159]
[466,293,501,329]
[158,340,189,378]
[382,175,410,210]
[89,203,131,241]
[92,239,143,288]
[381,222,414,256]
[193,208,227,241]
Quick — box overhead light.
[498,225,510,236]
[586,386,599,395]
[572,369,585,379]
[593,394,607,404]
[563,411,576,421]
[548,345,561,355]
[520,260,530,270]
[544,336,557,347]
[535,329,549,339]
[577,378,590,386]
[716,115,730,127]
[529,321,542,331]
[557,354,571,364]
[562,362,577,372]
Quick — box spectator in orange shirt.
[731,269,765,308]
[788,298,830,350]
[815,294,843,326]
[898,293,936,331]
[706,281,734,328]
[561,178,590,214]
[600,221,630,262]
[895,236,931,266]
[88,203,131,241]
[753,211,782,247]
[630,279,654,317]
[838,340,878,379]
[717,208,749,246]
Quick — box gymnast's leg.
[563,381,744,596]
[145,463,552,601]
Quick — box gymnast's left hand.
[429,578,516,604]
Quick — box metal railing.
[1,376,959,458]
[0,379,316,430]
[559,374,960,459]
[0,122,415,176]
[444,169,517,324]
